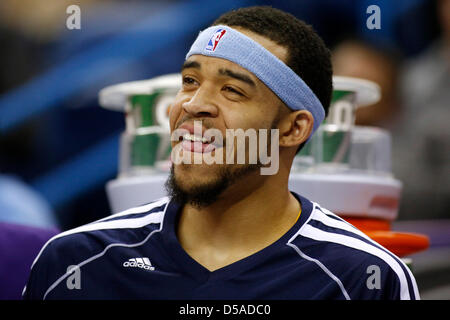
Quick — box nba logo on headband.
[205,28,226,52]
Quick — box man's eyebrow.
[181,60,201,71]
[218,68,256,87]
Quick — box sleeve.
[22,241,65,300]
[358,258,420,300]
[342,253,420,300]
[382,263,420,300]
[22,232,100,300]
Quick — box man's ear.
[278,110,314,148]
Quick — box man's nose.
[182,87,219,118]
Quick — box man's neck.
[176,172,301,271]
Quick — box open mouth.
[180,133,221,153]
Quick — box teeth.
[183,133,209,143]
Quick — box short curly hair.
[213,6,333,116]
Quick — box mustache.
[175,116,215,131]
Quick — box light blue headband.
[185,25,325,136]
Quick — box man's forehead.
[183,55,259,85]
[184,55,249,72]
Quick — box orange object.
[340,216,430,257]
[342,217,390,231]
[364,231,429,257]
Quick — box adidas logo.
[123,257,155,271]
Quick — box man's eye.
[223,86,244,96]
[182,76,196,85]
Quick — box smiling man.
[24,6,419,300]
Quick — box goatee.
[164,163,261,209]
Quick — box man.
[23,6,419,300]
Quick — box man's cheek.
[168,104,181,131]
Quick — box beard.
[164,162,261,209]
[165,110,282,209]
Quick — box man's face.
[166,28,288,207]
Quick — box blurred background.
[0,0,448,299]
